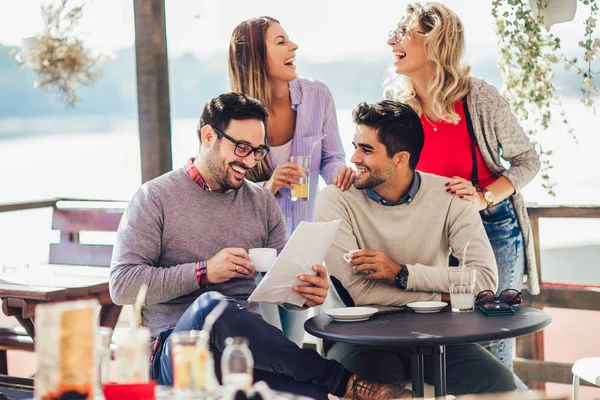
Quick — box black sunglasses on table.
[475,289,522,306]
[210,125,270,161]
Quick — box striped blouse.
[264,77,346,236]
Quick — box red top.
[415,100,497,189]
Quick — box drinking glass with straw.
[448,242,477,313]
[290,155,311,202]
[113,284,151,383]
[171,301,227,395]
[289,134,327,202]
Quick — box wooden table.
[0,263,121,338]
[305,306,552,398]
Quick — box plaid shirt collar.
[185,158,232,193]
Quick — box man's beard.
[206,143,245,191]
[354,164,392,190]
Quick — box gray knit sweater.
[466,78,541,295]
[109,167,287,339]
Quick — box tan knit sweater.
[315,172,498,307]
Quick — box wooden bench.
[49,199,127,267]
[0,199,126,375]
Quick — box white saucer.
[406,301,448,314]
[325,307,379,322]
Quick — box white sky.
[0,0,589,61]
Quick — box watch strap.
[480,188,494,209]
[395,264,409,290]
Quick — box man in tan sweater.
[315,100,516,395]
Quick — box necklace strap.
[422,113,439,131]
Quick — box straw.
[459,242,470,292]
[201,300,228,334]
[461,241,470,269]
[309,134,327,156]
[131,283,148,329]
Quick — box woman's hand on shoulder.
[333,166,356,191]
[446,176,487,211]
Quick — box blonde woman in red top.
[385,1,540,386]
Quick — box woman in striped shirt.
[228,16,355,346]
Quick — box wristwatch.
[395,264,409,290]
[480,188,494,209]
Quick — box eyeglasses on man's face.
[211,125,270,161]
[388,25,426,41]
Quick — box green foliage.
[492,0,599,196]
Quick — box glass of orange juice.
[171,330,203,394]
[290,155,310,201]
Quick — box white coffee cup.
[249,248,277,273]
[342,249,360,263]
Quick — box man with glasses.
[110,92,411,400]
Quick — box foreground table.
[305,306,551,398]
[0,263,121,338]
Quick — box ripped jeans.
[479,197,526,372]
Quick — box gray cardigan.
[466,77,541,295]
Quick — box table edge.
[305,307,552,347]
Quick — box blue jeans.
[152,292,351,399]
[259,304,308,348]
[479,197,525,374]
[256,273,309,347]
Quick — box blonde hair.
[384,2,471,124]
[228,16,279,182]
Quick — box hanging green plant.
[492,0,599,196]
[13,0,103,106]
[564,0,600,107]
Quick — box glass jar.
[220,337,253,391]
[194,330,220,394]
[171,330,201,396]
[113,327,150,383]
[94,326,113,399]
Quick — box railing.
[3,201,599,387]
[0,199,61,213]
[515,205,600,389]
[0,198,128,214]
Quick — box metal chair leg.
[410,347,425,398]
[572,374,580,400]
[432,345,447,397]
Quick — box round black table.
[305,306,551,398]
